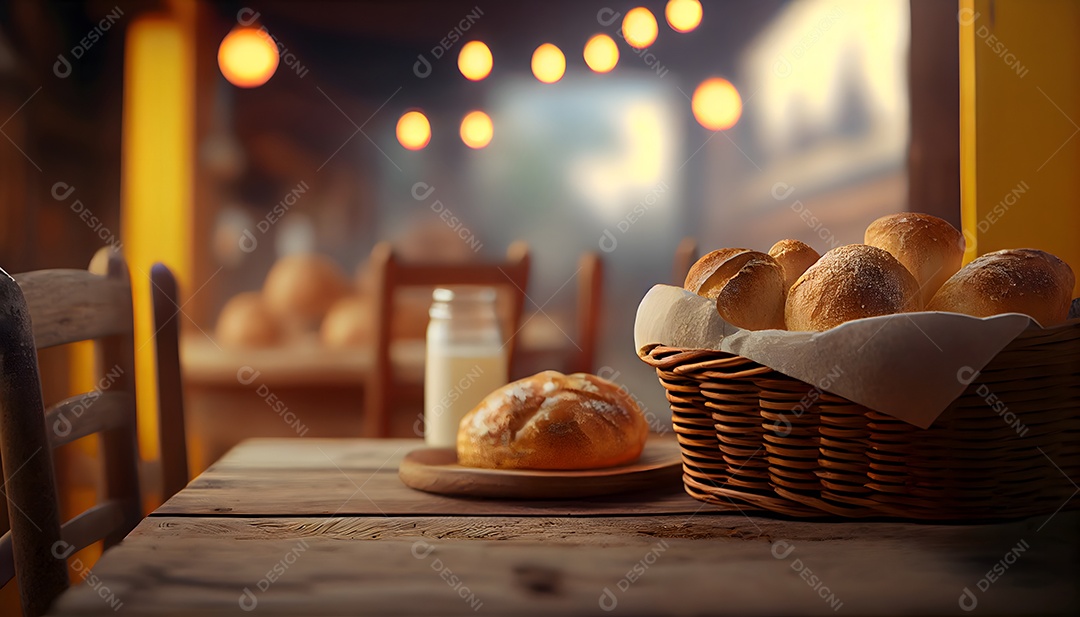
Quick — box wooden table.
[49,438,1080,616]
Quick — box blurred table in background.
[180,314,579,473]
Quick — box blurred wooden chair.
[149,263,190,502]
[0,251,189,616]
[366,241,531,437]
[672,237,698,285]
[567,251,603,374]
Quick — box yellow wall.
[121,13,195,460]
[960,0,1080,295]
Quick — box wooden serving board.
[398,438,682,499]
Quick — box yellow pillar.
[120,11,195,461]
[960,0,1080,295]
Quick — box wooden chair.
[568,252,604,374]
[366,241,531,437]
[672,237,698,285]
[0,250,140,617]
[149,263,189,502]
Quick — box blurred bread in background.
[320,296,374,347]
[786,244,920,332]
[215,292,283,348]
[927,248,1075,326]
[263,253,349,327]
[864,213,964,305]
[768,239,820,291]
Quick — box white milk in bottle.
[424,287,508,447]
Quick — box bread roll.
[263,253,348,325]
[320,296,373,347]
[768,239,821,290]
[683,248,751,298]
[684,250,787,330]
[786,244,921,331]
[216,292,283,348]
[457,371,648,470]
[864,213,964,305]
[927,248,1075,326]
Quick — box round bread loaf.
[864,213,964,306]
[768,239,821,291]
[457,371,649,470]
[927,248,1075,326]
[786,244,921,331]
[319,296,373,347]
[216,292,283,348]
[683,248,751,298]
[263,253,349,324]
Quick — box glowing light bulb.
[691,77,742,131]
[583,34,619,73]
[460,111,494,149]
[397,111,431,150]
[531,43,565,84]
[622,7,658,48]
[218,27,279,88]
[458,41,493,81]
[665,0,702,33]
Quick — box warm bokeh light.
[458,41,493,81]
[622,7,659,48]
[583,34,619,73]
[460,111,494,149]
[217,27,278,88]
[531,43,566,84]
[666,0,703,33]
[396,111,431,150]
[691,77,742,131]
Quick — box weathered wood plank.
[156,468,705,516]
[208,438,420,471]
[14,268,132,349]
[48,514,1080,616]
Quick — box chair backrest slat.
[150,264,189,500]
[572,252,604,374]
[14,269,132,349]
[44,391,136,449]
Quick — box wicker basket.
[639,321,1080,520]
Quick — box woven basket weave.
[639,321,1080,520]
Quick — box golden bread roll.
[712,251,787,331]
[683,248,751,298]
[457,371,648,470]
[786,244,921,331]
[864,213,964,305]
[215,292,283,348]
[927,248,1075,326]
[319,296,373,348]
[263,253,349,325]
[768,239,821,290]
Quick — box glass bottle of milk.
[424,287,508,447]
